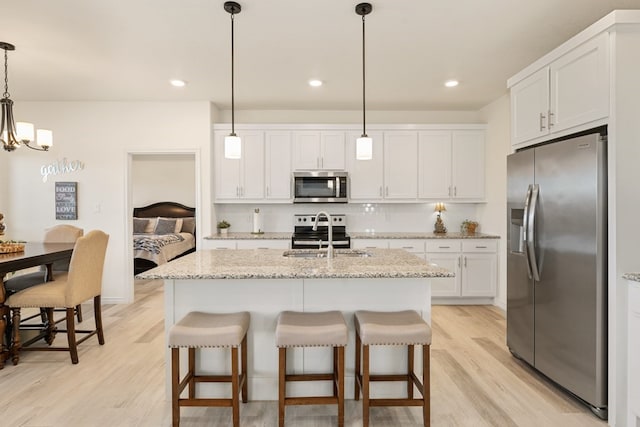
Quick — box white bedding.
[133,232,195,266]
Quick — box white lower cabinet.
[200,239,237,250]
[427,239,497,299]
[201,239,289,250]
[236,240,289,250]
[388,239,426,261]
[351,239,389,250]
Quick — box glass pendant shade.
[224,134,241,159]
[16,122,34,142]
[36,129,53,149]
[356,136,373,160]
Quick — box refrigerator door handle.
[527,184,541,281]
[522,185,534,279]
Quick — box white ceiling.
[3,0,640,111]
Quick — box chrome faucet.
[312,211,333,259]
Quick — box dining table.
[0,242,75,368]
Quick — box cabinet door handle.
[457,257,461,268]
[548,110,554,128]
[539,112,546,131]
[379,187,383,197]
[448,186,452,197]
[454,186,457,197]
[236,186,239,197]
[321,157,324,168]
[385,187,389,196]
[464,256,467,267]
[266,186,270,197]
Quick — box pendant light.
[0,42,53,152]
[224,1,242,159]
[355,3,373,160]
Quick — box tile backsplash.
[214,202,480,234]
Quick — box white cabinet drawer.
[352,239,389,249]
[388,239,425,253]
[201,239,237,250]
[462,240,498,253]
[236,240,289,250]
[426,240,461,253]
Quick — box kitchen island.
[137,248,452,400]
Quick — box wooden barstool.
[168,311,250,427]
[354,310,432,427]
[275,310,348,427]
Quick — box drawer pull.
[438,246,450,249]
[476,246,488,249]
[402,246,414,249]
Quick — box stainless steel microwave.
[293,171,348,203]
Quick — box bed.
[133,201,196,275]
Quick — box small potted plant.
[217,220,231,235]
[461,220,479,234]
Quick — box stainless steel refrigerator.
[506,130,607,419]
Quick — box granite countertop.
[205,231,499,240]
[205,232,291,240]
[623,273,640,283]
[349,231,499,239]
[136,248,453,280]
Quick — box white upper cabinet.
[418,131,452,199]
[511,68,550,144]
[451,131,485,200]
[214,131,265,202]
[346,131,384,200]
[549,33,609,133]
[292,131,345,170]
[510,32,609,148]
[383,131,418,200]
[265,131,292,201]
[419,130,485,201]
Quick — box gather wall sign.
[41,157,85,183]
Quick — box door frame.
[124,148,201,303]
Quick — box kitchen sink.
[283,249,372,258]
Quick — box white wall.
[131,154,196,208]
[478,94,511,310]
[609,29,640,427]
[5,101,212,304]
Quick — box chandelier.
[0,42,53,152]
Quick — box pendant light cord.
[361,14,366,137]
[230,12,236,136]
[3,49,9,99]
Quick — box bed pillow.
[133,217,149,234]
[154,218,178,234]
[144,217,158,233]
[181,217,196,234]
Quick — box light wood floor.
[0,280,607,426]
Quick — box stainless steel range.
[291,214,350,249]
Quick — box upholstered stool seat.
[168,311,250,427]
[354,310,432,427]
[276,310,347,427]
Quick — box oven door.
[291,238,351,249]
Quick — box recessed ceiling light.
[170,79,187,87]
[309,79,323,87]
[444,80,459,88]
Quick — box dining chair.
[7,230,109,365]
[4,225,84,322]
